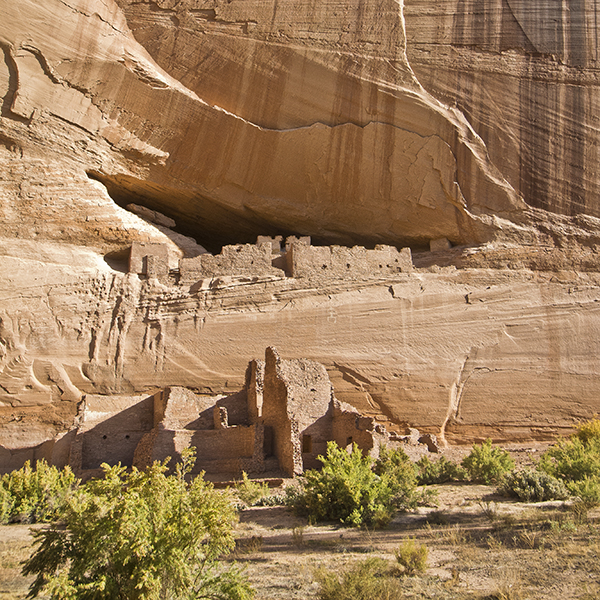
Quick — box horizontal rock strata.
[2,236,600,471]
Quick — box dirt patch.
[232,483,600,599]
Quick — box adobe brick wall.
[262,347,295,474]
[155,387,219,429]
[332,400,386,458]
[179,243,284,283]
[191,427,254,463]
[287,242,413,279]
[69,350,395,480]
[262,347,334,475]
[129,242,170,281]
[71,394,154,472]
[216,389,249,426]
[247,359,265,422]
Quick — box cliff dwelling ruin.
[127,235,414,286]
[68,347,420,480]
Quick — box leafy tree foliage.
[22,450,254,600]
[0,460,78,524]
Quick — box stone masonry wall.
[179,243,284,283]
[154,387,217,429]
[129,242,170,282]
[71,394,154,473]
[262,347,334,474]
[247,359,265,422]
[262,347,296,474]
[331,399,387,458]
[287,243,413,279]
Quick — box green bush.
[0,460,78,524]
[22,449,254,600]
[233,472,271,506]
[314,557,402,600]
[539,418,600,507]
[415,456,466,485]
[373,446,418,509]
[567,476,600,507]
[500,468,569,502]
[461,439,515,484]
[0,484,11,524]
[291,442,399,527]
[395,538,428,575]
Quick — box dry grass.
[232,484,600,599]
[0,525,39,600]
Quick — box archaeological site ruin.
[1,0,600,476]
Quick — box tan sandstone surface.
[1,0,600,470]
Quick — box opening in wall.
[302,434,312,454]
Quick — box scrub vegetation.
[2,420,600,599]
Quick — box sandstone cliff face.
[1,0,600,469]
[405,0,600,219]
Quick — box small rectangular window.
[302,434,312,453]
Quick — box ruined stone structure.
[67,348,392,479]
[138,236,413,287]
[129,242,170,283]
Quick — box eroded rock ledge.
[2,231,600,472]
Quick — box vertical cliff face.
[1,0,536,252]
[1,0,599,248]
[1,0,600,468]
[404,0,600,219]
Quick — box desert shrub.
[539,418,600,507]
[233,472,270,506]
[291,442,398,527]
[0,484,11,524]
[22,449,254,600]
[395,538,428,575]
[253,493,286,506]
[373,446,418,509]
[415,455,467,485]
[0,460,78,524]
[574,418,600,445]
[314,557,402,600]
[500,468,569,502]
[461,439,515,484]
[566,476,600,508]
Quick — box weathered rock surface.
[405,0,600,219]
[2,237,600,471]
[1,0,600,470]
